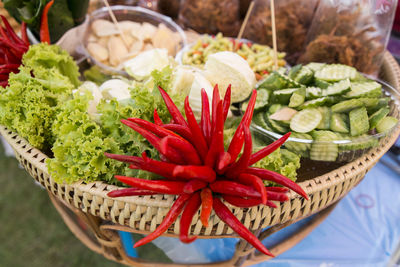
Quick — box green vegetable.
[331,99,364,113]
[290,108,322,133]
[330,113,349,133]
[345,82,382,98]
[315,64,357,82]
[376,116,398,133]
[272,88,299,104]
[299,96,330,109]
[369,107,389,130]
[288,88,306,108]
[316,106,331,130]
[310,131,338,161]
[83,65,111,85]
[0,44,78,151]
[289,65,314,85]
[284,132,312,158]
[305,87,322,99]
[323,79,351,96]
[349,107,369,136]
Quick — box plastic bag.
[242,0,319,64]
[178,0,241,36]
[298,0,397,76]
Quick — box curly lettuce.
[0,44,78,151]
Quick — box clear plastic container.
[251,78,400,162]
[81,6,187,76]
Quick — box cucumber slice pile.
[254,62,399,162]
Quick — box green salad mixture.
[0,44,301,184]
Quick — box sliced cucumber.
[275,72,304,88]
[291,66,314,85]
[257,72,288,90]
[289,88,306,108]
[305,87,322,99]
[265,115,289,134]
[349,107,369,136]
[268,104,284,114]
[310,130,338,161]
[288,64,302,80]
[376,116,398,133]
[299,97,330,110]
[345,82,382,98]
[317,106,331,130]
[369,107,389,130]
[358,98,379,109]
[330,113,349,133]
[367,97,390,114]
[254,89,270,111]
[284,132,312,158]
[314,78,331,89]
[331,99,364,113]
[323,79,351,96]
[306,62,325,72]
[253,112,273,131]
[315,64,357,82]
[272,88,299,104]
[337,134,378,152]
[290,108,322,133]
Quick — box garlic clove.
[87,43,109,62]
[108,36,128,66]
[91,19,118,37]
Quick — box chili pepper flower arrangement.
[106,84,308,256]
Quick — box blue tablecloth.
[121,153,400,266]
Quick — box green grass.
[0,142,123,267]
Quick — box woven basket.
[1,52,400,266]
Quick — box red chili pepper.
[226,126,252,177]
[0,16,26,47]
[0,64,20,70]
[211,84,220,134]
[200,88,211,144]
[200,188,213,227]
[127,117,184,140]
[227,90,257,163]
[160,136,202,165]
[115,175,186,195]
[246,167,308,200]
[210,180,260,198]
[20,22,29,46]
[267,187,289,193]
[249,132,291,166]
[222,85,231,123]
[216,151,231,174]
[105,152,177,179]
[262,70,269,75]
[173,165,216,183]
[107,188,158,197]
[180,192,201,243]
[162,124,193,142]
[40,0,54,44]
[134,194,191,248]
[158,86,188,127]
[0,80,8,87]
[183,180,208,194]
[121,119,185,164]
[213,197,274,257]
[238,173,267,205]
[267,191,289,202]
[184,96,209,159]
[222,195,262,208]
[205,100,224,168]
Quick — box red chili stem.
[204,100,224,168]
[183,180,208,194]
[200,88,211,144]
[134,194,191,248]
[246,167,308,200]
[222,85,231,123]
[200,188,213,227]
[115,176,186,195]
[238,173,267,205]
[227,90,257,163]
[249,132,291,166]
[158,86,188,127]
[160,136,202,165]
[267,191,289,202]
[21,22,29,45]
[173,165,216,183]
[213,197,274,257]
[40,0,54,44]
[107,188,158,197]
[210,180,260,198]
[184,96,209,159]
[180,192,201,243]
